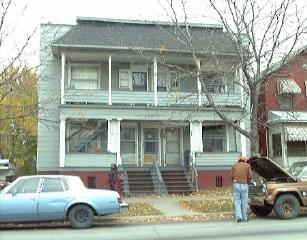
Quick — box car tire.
[250,205,272,217]
[68,204,94,229]
[273,194,300,219]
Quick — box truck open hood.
[247,157,298,182]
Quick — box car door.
[37,177,74,221]
[0,177,41,222]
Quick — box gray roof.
[53,17,237,55]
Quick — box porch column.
[190,121,203,163]
[60,52,65,104]
[153,57,158,106]
[108,119,121,165]
[59,117,66,167]
[196,59,202,106]
[108,56,112,105]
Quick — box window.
[157,72,167,91]
[144,128,158,154]
[287,141,307,157]
[132,72,147,90]
[202,125,226,152]
[121,128,136,153]
[66,120,108,153]
[202,73,225,93]
[8,178,40,194]
[70,65,99,90]
[42,178,64,192]
[87,176,96,189]
[272,134,282,157]
[119,69,130,88]
[278,93,294,110]
[170,71,180,90]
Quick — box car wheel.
[250,205,272,217]
[273,194,300,219]
[68,204,94,229]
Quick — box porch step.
[125,170,155,195]
[161,170,194,195]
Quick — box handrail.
[189,153,199,192]
[152,160,164,194]
[152,160,163,183]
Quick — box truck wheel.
[250,205,272,217]
[68,204,94,229]
[273,194,300,219]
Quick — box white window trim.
[68,62,100,90]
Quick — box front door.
[165,128,181,165]
[143,128,159,165]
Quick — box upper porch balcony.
[64,89,242,107]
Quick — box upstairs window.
[70,64,99,90]
[119,64,148,91]
[202,73,225,93]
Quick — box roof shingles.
[53,18,236,54]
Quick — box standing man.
[230,156,253,223]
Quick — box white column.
[108,56,112,105]
[197,59,201,106]
[153,57,158,106]
[108,120,121,165]
[59,117,66,167]
[60,52,65,104]
[190,121,203,163]
[240,121,247,157]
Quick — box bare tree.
[0,0,38,174]
[161,0,307,155]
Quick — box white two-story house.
[38,17,250,193]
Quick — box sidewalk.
[102,194,235,224]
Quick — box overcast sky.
[1,0,306,67]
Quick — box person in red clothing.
[230,156,253,223]
[108,163,122,195]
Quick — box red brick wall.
[258,51,307,155]
[197,170,232,189]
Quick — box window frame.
[68,63,100,90]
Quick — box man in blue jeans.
[230,156,253,223]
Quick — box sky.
[1,0,214,67]
[1,0,306,67]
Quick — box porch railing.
[64,89,241,107]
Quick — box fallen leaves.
[179,199,234,213]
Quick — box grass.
[113,203,163,217]
[179,199,234,213]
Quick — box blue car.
[0,175,128,229]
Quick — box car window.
[7,178,40,194]
[298,166,307,177]
[42,178,64,192]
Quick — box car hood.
[247,157,298,182]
